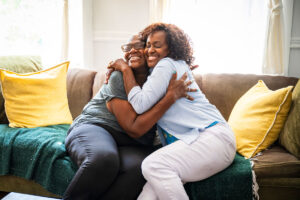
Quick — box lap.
[143,123,236,182]
[65,124,119,166]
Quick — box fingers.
[189,88,198,92]
[190,64,199,71]
[185,94,194,101]
[180,72,188,81]
[187,88,197,92]
[104,68,114,84]
[171,72,177,81]
[107,61,114,68]
[185,86,197,101]
[185,80,194,87]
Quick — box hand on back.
[105,61,199,84]
[105,59,129,84]
[167,72,197,101]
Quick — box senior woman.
[109,23,236,200]
[63,35,194,200]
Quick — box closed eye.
[146,41,162,49]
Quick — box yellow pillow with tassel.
[0,62,73,128]
[228,80,293,158]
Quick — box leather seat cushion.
[253,145,300,178]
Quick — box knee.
[83,148,120,176]
[141,155,162,180]
[67,137,120,176]
[65,134,86,167]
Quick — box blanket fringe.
[251,161,259,200]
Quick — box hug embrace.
[64,23,236,200]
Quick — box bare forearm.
[128,92,176,137]
[122,67,139,96]
[110,72,190,138]
[110,91,176,138]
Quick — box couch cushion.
[0,56,42,124]
[200,73,298,120]
[0,56,42,73]
[257,177,300,200]
[279,80,300,159]
[253,145,300,178]
[0,62,72,128]
[228,80,293,158]
[67,68,97,119]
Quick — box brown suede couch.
[0,68,299,199]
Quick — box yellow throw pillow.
[0,62,73,128]
[228,80,293,158]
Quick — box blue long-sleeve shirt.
[128,57,226,144]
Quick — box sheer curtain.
[263,0,294,75]
[263,0,284,74]
[68,0,93,69]
[160,0,268,74]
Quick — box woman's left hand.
[167,72,197,101]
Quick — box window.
[0,0,64,68]
[161,0,268,74]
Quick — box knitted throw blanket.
[185,153,253,200]
[0,124,77,196]
[0,124,253,199]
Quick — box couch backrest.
[67,68,97,119]
[200,73,298,120]
[67,68,299,121]
[92,72,106,97]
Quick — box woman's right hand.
[104,68,114,84]
[167,72,197,101]
[105,59,130,84]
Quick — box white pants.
[137,123,236,200]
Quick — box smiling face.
[144,31,169,68]
[124,35,147,70]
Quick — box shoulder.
[153,57,176,73]
[153,57,188,75]
[157,57,176,66]
[156,57,188,69]
[107,71,124,87]
[109,71,123,82]
[100,71,125,96]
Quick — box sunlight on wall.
[162,0,268,74]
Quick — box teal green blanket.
[0,124,252,199]
[185,153,252,200]
[0,124,77,196]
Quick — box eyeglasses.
[121,42,145,52]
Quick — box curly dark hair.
[139,23,194,65]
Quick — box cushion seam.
[250,88,292,158]
[254,162,300,168]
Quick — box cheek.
[124,52,130,61]
[144,49,149,56]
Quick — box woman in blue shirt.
[109,23,236,200]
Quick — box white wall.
[91,0,300,77]
[289,0,300,77]
[92,0,150,71]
